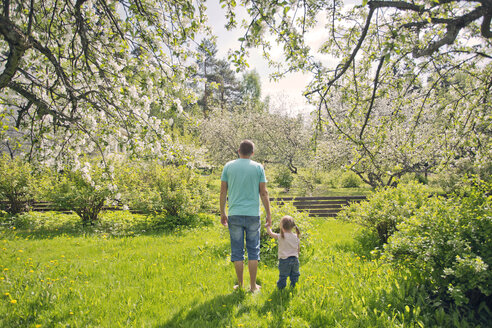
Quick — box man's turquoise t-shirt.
[221,158,267,217]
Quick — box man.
[220,140,272,292]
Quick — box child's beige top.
[278,232,299,259]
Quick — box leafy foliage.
[49,160,116,225]
[384,180,492,307]
[116,161,212,221]
[0,154,34,214]
[340,171,362,188]
[273,166,294,190]
[339,181,432,244]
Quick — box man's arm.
[259,182,271,227]
[220,181,228,226]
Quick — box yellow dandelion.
[4,292,10,296]
[18,250,23,253]
[12,227,15,230]
[10,299,17,304]
[29,270,34,273]
[69,312,74,315]
[35,325,41,328]
[3,268,8,271]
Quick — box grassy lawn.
[1,213,456,327]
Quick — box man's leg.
[248,260,260,291]
[228,216,245,289]
[234,261,244,288]
[245,216,261,291]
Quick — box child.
[265,215,300,289]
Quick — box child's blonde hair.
[279,215,300,239]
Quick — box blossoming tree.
[222,0,491,187]
[0,0,208,166]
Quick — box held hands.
[265,214,272,228]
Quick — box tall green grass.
[0,213,480,327]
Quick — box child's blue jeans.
[277,256,300,289]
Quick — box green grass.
[0,212,479,327]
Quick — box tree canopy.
[223,0,491,186]
[0,0,208,164]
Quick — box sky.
[205,2,317,116]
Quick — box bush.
[384,180,492,307]
[260,201,313,265]
[0,154,34,214]
[117,161,211,220]
[49,160,115,225]
[338,182,431,244]
[273,166,294,190]
[340,171,362,188]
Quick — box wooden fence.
[2,196,368,217]
[269,196,367,217]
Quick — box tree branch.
[413,6,486,57]
[359,54,385,139]
[3,0,9,18]
[368,1,424,12]
[482,12,491,38]
[27,0,34,35]
[8,81,77,124]
[0,16,28,89]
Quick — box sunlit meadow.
[0,212,471,327]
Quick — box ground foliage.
[1,212,490,326]
[341,178,491,319]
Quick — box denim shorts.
[228,215,261,262]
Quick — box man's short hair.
[239,140,254,156]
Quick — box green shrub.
[273,166,294,190]
[260,201,313,265]
[0,154,34,214]
[117,161,211,220]
[384,180,492,307]
[340,171,362,188]
[49,160,115,225]
[338,182,431,244]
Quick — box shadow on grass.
[257,288,293,327]
[158,290,246,328]
[0,211,217,240]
